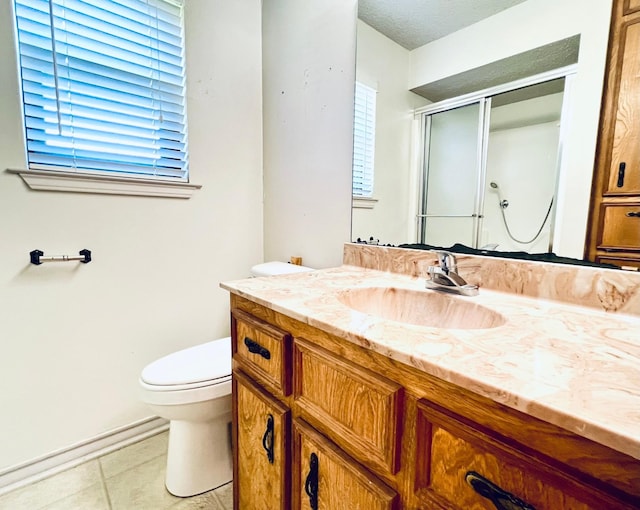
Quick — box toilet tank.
[250,261,313,277]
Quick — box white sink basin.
[337,287,506,330]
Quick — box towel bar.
[30,249,92,265]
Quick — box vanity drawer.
[596,254,640,269]
[232,309,292,396]
[598,203,640,251]
[293,338,403,477]
[413,399,628,510]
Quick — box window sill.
[352,196,378,209]
[7,169,202,199]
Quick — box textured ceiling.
[411,35,580,102]
[358,0,528,50]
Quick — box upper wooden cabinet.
[606,19,640,196]
[587,0,640,265]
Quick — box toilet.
[138,261,313,497]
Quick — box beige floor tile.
[213,482,232,510]
[104,454,181,510]
[0,460,102,510]
[40,483,109,510]
[99,431,168,479]
[170,490,222,510]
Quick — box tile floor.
[0,431,232,510]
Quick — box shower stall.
[416,72,572,253]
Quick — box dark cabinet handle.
[465,471,536,510]
[304,452,319,510]
[244,336,271,359]
[626,211,640,217]
[617,162,626,188]
[262,414,274,464]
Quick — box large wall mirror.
[351,0,610,263]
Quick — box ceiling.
[357,0,579,102]
[358,0,528,51]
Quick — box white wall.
[352,20,429,245]
[262,0,356,269]
[484,121,560,253]
[0,0,263,471]
[409,0,613,258]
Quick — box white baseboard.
[0,416,169,496]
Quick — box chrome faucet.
[425,251,479,296]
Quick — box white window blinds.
[352,81,376,197]
[14,0,188,180]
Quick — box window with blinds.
[352,81,376,197]
[13,0,188,181]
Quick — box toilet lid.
[140,337,231,387]
[250,261,313,277]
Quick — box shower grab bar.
[30,249,92,265]
[416,213,481,218]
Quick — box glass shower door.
[418,102,483,247]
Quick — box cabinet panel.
[607,20,640,195]
[413,399,627,510]
[596,255,640,269]
[293,419,398,510]
[624,0,640,15]
[233,370,290,510]
[293,338,403,476]
[232,308,292,396]
[598,203,640,250]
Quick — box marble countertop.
[221,265,640,460]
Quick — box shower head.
[489,181,508,209]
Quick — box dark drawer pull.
[262,414,274,464]
[617,162,626,188]
[626,211,640,217]
[465,471,536,510]
[244,337,271,359]
[305,452,319,510]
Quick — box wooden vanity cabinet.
[231,306,398,509]
[586,0,640,266]
[230,296,640,509]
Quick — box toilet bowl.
[139,261,313,497]
[139,338,232,497]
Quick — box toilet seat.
[139,337,232,405]
[140,377,231,406]
[141,337,231,388]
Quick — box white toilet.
[138,261,313,497]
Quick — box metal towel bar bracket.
[30,249,92,265]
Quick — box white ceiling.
[358,0,528,50]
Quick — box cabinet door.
[413,399,630,510]
[607,19,640,195]
[292,419,399,510]
[233,370,290,510]
[293,338,403,477]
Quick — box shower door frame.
[415,65,577,251]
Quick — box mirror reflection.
[350,1,596,262]
[418,79,565,253]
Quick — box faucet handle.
[434,250,457,274]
